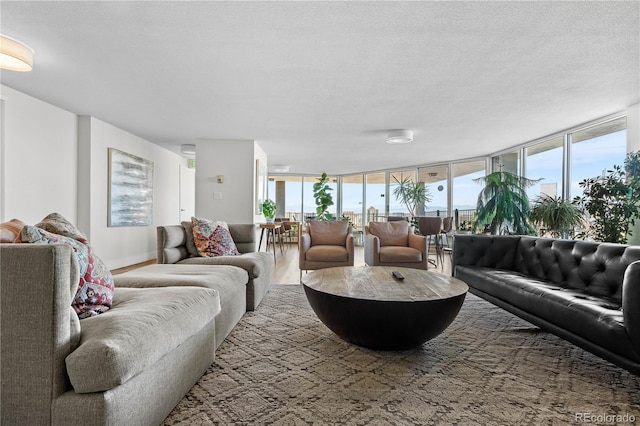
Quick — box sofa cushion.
[379,246,422,263]
[65,286,220,393]
[0,218,26,243]
[192,216,239,257]
[19,225,114,319]
[308,221,349,246]
[456,266,640,362]
[369,221,409,247]
[305,245,349,262]
[177,252,270,279]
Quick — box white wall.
[195,139,266,224]
[1,85,78,224]
[79,116,187,268]
[1,86,187,269]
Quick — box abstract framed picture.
[108,148,154,227]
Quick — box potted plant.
[457,221,474,234]
[576,151,640,243]
[261,199,277,223]
[473,168,539,235]
[391,175,432,229]
[530,194,584,239]
[313,172,334,220]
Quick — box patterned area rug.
[164,285,640,425]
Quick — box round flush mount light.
[272,165,290,173]
[0,35,34,72]
[386,130,413,144]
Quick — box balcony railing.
[282,208,477,231]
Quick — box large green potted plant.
[313,172,334,220]
[530,194,584,238]
[261,198,277,223]
[576,151,640,243]
[473,169,539,235]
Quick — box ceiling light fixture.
[386,130,413,144]
[180,144,196,156]
[272,165,290,173]
[0,35,34,72]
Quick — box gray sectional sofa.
[156,222,273,311]
[1,223,273,425]
[453,234,640,374]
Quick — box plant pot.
[265,217,275,224]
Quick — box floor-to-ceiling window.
[418,165,448,217]
[452,160,486,227]
[525,136,564,201]
[570,117,627,198]
[268,176,303,220]
[341,174,364,231]
[492,149,521,175]
[365,172,386,223]
[388,169,417,218]
[303,175,338,221]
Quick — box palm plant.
[392,176,432,217]
[473,169,539,235]
[530,195,584,238]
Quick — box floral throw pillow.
[31,213,114,319]
[191,216,239,257]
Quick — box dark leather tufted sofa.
[452,234,640,374]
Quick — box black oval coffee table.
[301,266,468,350]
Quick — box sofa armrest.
[364,229,380,266]
[228,224,258,253]
[299,233,312,267]
[346,233,355,265]
[623,260,640,352]
[1,244,80,425]
[156,225,189,264]
[408,232,427,252]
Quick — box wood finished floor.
[111,243,453,283]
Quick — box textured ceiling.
[1,1,638,175]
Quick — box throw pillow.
[0,218,26,243]
[191,216,239,257]
[36,212,86,240]
[20,225,114,318]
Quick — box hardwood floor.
[110,242,453,283]
[271,242,452,284]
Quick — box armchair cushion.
[368,221,409,246]
[308,221,349,246]
[379,246,423,263]
[306,245,350,262]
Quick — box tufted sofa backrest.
[513,237,640,304]
[453,234,520,270]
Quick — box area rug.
[163,285,640,425]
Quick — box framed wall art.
[108,148,154,227]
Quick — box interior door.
[179,166,195,222]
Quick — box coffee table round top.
[301,266,468,302]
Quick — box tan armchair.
[364,221,428,269]
[299,220,354,279]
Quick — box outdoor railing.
[283,208,477,231]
